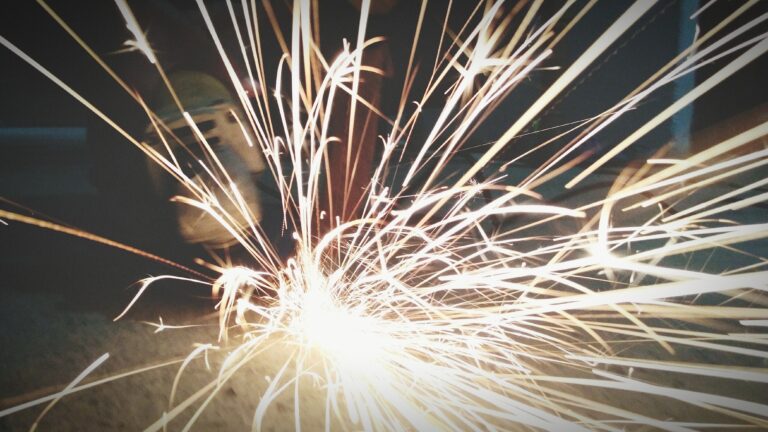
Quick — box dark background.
[0,0,766,315]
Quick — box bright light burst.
[2,0,768,430]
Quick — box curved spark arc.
[1,0,768,431]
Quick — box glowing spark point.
[296,289,381,366]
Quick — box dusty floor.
[0,290,339,431]
[2,289,767,431]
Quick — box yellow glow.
[297,288,381,367]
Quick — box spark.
[114,0,157,64]
[1,1,768,431]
